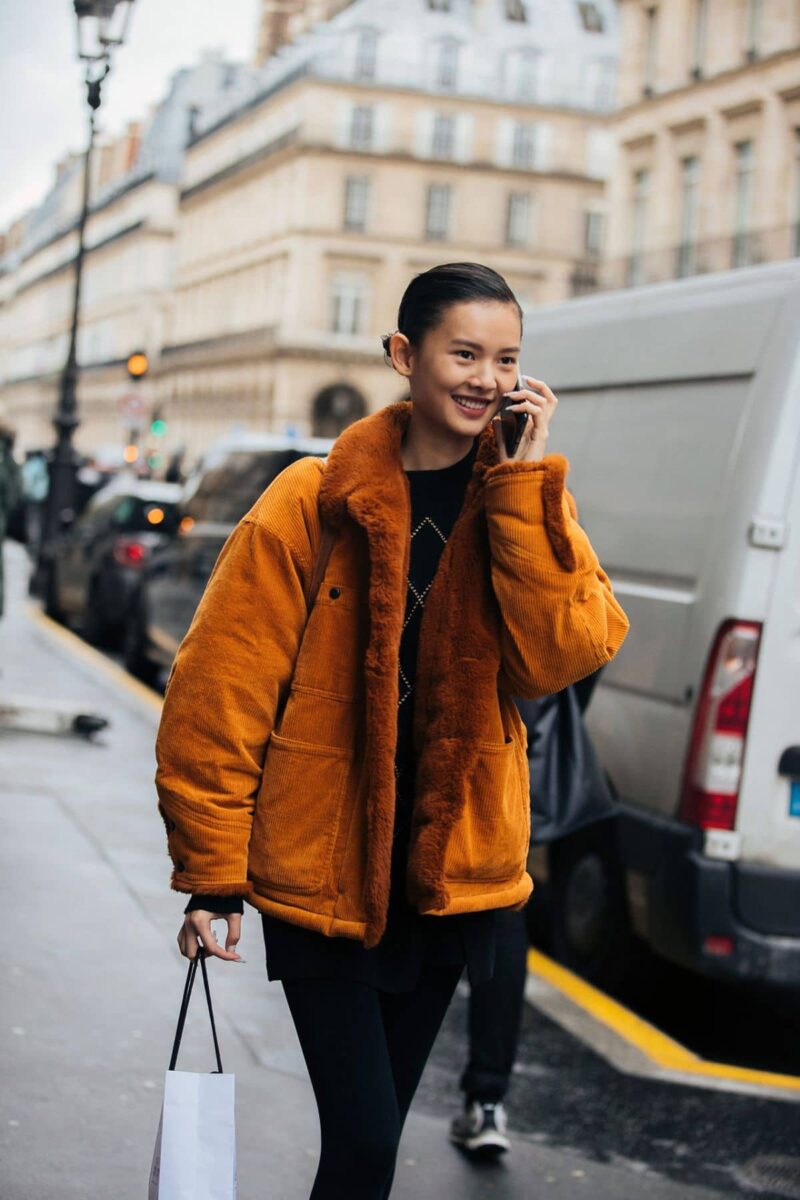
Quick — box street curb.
[526,948,800,1102]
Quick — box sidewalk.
[0,541,726,1200]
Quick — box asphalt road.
[6,540,800,1200]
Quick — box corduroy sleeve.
[155,516,311,897]
[484,454,629,700]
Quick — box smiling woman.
[156,260,628,1199]
[382,262,556,469]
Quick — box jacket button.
[176,860,186,873]
[329,586,341,599]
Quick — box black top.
[190,441,498,992]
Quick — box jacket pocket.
[249,732,350,895]
[446,740,529,883]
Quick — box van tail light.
[113,539,148,567]
[679,620,762,831]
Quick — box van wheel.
[549,822,632,991]
[123,595,158,686]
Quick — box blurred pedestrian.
[20,450,49,561]
[450,670,610,1156]
[155,262,628,1199]
[0,421,21,621]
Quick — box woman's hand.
[178,910,243,962]
[493,375,558,464]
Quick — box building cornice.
[180,129,300,203]
[158,326,386,373]
[16,172,158,269]
[188,64,611,157]
[611,44,800,121]
[180,135,604,208]
[13,220,146,298]
[3,353,132,389]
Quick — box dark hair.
[381,262,522,355]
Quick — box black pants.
[284,964,462,1200]
[459,908,528,1103]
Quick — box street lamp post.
[34,0,134,599]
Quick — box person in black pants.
[450,669,605,1155]
[162,265,627,1200]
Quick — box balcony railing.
[578,225,800,296]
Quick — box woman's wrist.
[185,894,244,916]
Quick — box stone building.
[1,0,619,458]
[604,0,800,287]
[0,56,258,454]
[159,0,619,454]
[257,1,356,63]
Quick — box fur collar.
[318,403,567,946]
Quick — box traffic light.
[126,350,149,381]
[150,408,167,438]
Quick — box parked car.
[123,433,333,684]
[521,259,800,991]
[45,478,183,646]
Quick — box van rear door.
[734,332,800,880]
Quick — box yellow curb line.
[528,947,800,1093]
[24,603,800,1096]
[26,605,164,716]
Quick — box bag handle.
[168,949,224,1074]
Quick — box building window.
[677,156,700,276]
[584,209,604,257]
[432,114,456,159]
[512,123,537,169]
[587,57,615,108]
[577,1,605,32]
[343,175,370,232]
[691,0,708,78]
[349,105,374,151]
[331,273,368,335]
[426,183,452,239]
[629,168,650,285]
[746,0,762,59]
[437,39,460,90]
[506,193,532,246]
[643,7,659,96]
[733,140,756,267]
[506,0,528,21]
[513,49,539,102]
[355,29,378,81]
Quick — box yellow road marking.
[528,947,800,1094]
[24,603,800,1096]
[27,605,164,716]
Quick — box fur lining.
[317,404,571,942]
[318,404,504,944]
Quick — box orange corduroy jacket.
[155,402,629,948]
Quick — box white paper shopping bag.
[149,951,237,1199]
[149,1070,236,1200]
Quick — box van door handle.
[778,747,800,776]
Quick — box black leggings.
[283,964,462,1200]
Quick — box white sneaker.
[449,1100,511,1155]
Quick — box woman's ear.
[388,332,414,378]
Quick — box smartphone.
[498,375,527,457]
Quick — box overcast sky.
[0,0,260,230]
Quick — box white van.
[522,259,800,990]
